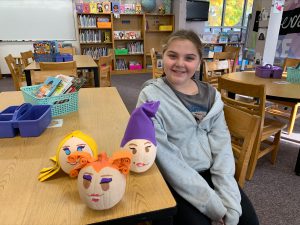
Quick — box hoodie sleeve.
[137,90,227,221]
[207,93,242,225]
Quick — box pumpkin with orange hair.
[68,150,132,210]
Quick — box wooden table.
[24,55,99,87]
[0,88,176,225]
[223,71,300,103]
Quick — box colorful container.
[255,64,283,79]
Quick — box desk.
[222,71,300,102]
[24,55,99,87]
[0,88,176,225]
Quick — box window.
[207,0,253,28]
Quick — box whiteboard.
[0,0,76,41]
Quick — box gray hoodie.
[137,78,242,225]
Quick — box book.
[89,2,98,14]
[97,2,103,13]
[112,2,120,14]
[75,3,83,13]
[52,75,74,96]
[120,4,125,14]
[83,3,90,13]
[135,3,142,14]
[35,77,61,98]
[102,1,111,14]
[65,77,87,93]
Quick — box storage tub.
[129,64,142,70]
[97,22,111,28]
[114,49,128,55]
[21,85,79,117]
[0,103,51,138]
[159,25,173,31]
[255,64,283,79]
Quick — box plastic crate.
[255,64,283,79]
[0,103,51,138]
[287,64,300,83]
[21,85,79,117]
[114,49,128,55]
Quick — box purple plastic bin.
[0,103,52,138]
[255,64,283,79]
[16,105,52,137]
[55,55,64,62]
[1,106,18,114]
[0,114,17,138]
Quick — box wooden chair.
[31,70,76,85]
[4,54,26,91]
[282,57,300,72]
[20,50,34,68]
[218,76,286,180]
[224,105,260,188]
[203,60,231,88]
[39,61,77,76]
[213,51,237,72]
[150,48,163,79]
[98,54,112,87]
[266,57,300,134]
[58,47,76,55]
[224,46,240,65]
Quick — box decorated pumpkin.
[68,151,132,210]
[121,101,160,173]
[38,130,98,181]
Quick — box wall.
[0,0,208,74]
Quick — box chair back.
[39,61,77,76]
[203,60,231,88]
[20,51,34,68]
[5,54,24,91]
[213,51,237,72]
[150,48,163,79]
[31,70,76,85]
[224,105,260,187]
[58,47,76,55]
[98,54,112,87]
[282,57,300,72]
[224,46,240,71]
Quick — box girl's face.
[163,39,200,87]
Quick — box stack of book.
[34,75,86,99]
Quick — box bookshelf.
[77,13,175,75]
[77,13,113,60]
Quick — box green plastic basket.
[21,85,79,117]
[287,64,300,83]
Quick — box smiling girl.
[137,30,259,225]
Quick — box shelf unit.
[77,13,175,75]
[77,13,113,60]
[144,14,174,72]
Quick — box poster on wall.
[276,0,300,61]
[272,0,284,14]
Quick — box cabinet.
[77,13,175,75]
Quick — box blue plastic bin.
[62,54,73,62]
[0,103,52,138]
[17,105,52,137]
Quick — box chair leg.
[271,131,282,164]
[246,141,260,181]
[287,104,299,135]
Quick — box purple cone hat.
[121,101,160,147]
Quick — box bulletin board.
[0,0,76,41]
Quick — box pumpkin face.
[59,136,94,174]
[123,139,157,173]
[77,165,126,210]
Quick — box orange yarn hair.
[67,150,132,178]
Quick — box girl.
[137,30,259,225]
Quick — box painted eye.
[100,178,112,191]
[129,147,137,154]
[77,145,85,151]
[63,147,71,155]
[83,174,92,189]
[145,145,151,153]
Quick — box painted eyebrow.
[63,145,70,148]
[101,175,112,177]
[84,172,93,175]
[76,144,86,146]
[128,143,137,146]
[144,141,151,145]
